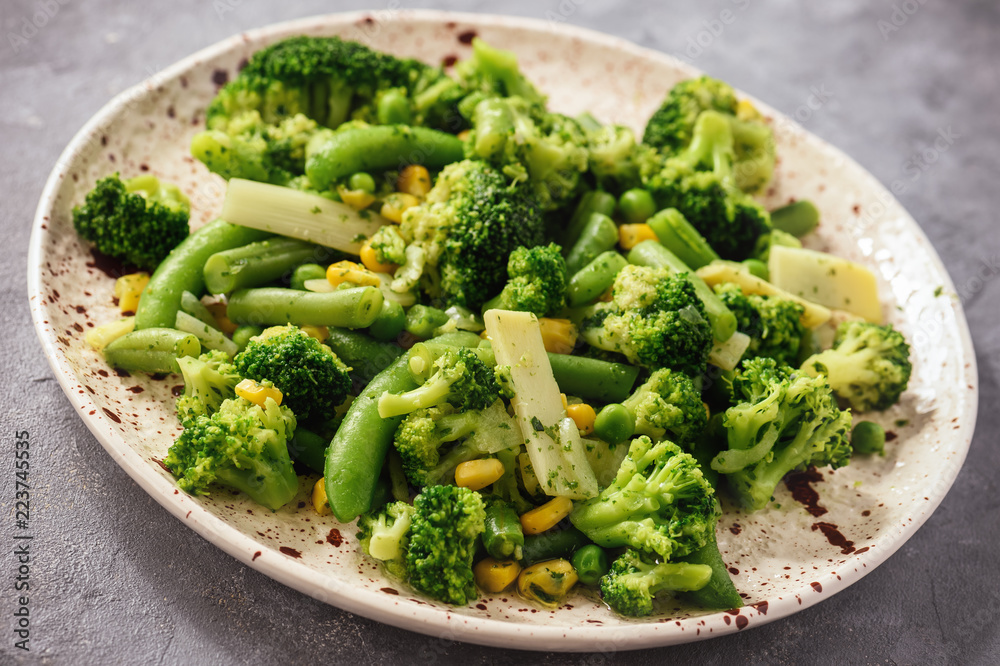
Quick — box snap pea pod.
[520,527,591,565]
[226,286,383,329]
[323,333,480,521]
[306,125,465,191]
[134,219,271,330]
[628,240,737,342]
[483,501,525,561]
[103,328,201,374]
[323,327,404,384]
[565,212,619,276]
[203,237,326,294]
[563,190,616,249]
[676,530,743,610]
[567,251,628,307]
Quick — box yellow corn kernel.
[703,401,711,420]
[300,325,329,342]
[397,165,432,198]
[235,378,283,407]
[538,318,578,355]
[326,260,381,288]
[566,403,597,435]
[560,393,568,410]
[360,239,398,274]
[113,272,150,314]
[85,317,135,351]
[457,129,471,142]
[618,223,658,250]
[205,302,238,335]
[336,185,377,211]
[455,458,505,491]
[380,192,421,223]
[475,557,521,593]
[520,496,574,535]
[517,559,579,609]
[312,478,331,516]
[736,98,762,121]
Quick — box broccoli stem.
[220,179,387,255]
[565,212,619,276]
[226,286,384,329]
[103,328,201,374]
[377,374,456,418]
[628,240,737,342]
[203,237,328,294]
[567,251,628,307]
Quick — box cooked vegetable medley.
[73,35,912,617]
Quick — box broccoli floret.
[600,549,713,617]
[643,76,774,193]
[174,350,240,424]
[580,264,713,376]
[164,396,298,510]
[454,37,545,105]
[233,325,351,422]
[570,436,720,561]
[483,243,568,316]
[621,368,708,447]
[801,321,912,412]
[464,95,589,211]
[379,348,502,417]
[393,160,545,308]
[641,110,771,261]
[369,224,408,266]
[393,401,521,487]
[406,485,486,605]
[711,357,853,511]
[714,283,806,366]
[584,124,658,194]
[356,501,416,580]
[72,173,190,270]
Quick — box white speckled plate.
[28,10,978,651]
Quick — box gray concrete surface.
[3,0,999,663]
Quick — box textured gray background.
[3,0,999,663]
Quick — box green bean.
[324,353,417,521]
[565,212,619,276]
[628,240,737,342]
[134,220,271,330]
[348,171,376,194]
[769,199,819,237]
[646,208,719,270]
[483,501,525,560]
[387,451,410,502]
[287,426,328,474]
[179,290,218,328]
[594,403,635,445]
[852,421,886,455]
[203,237,322,294]
[405,304,451,338]
[226,286,383,329]
[368,300,406,341]
[323,327,404,384]
[306,125,465,191]
[563,190,617,249]
[429,330,484,348]
[676,530,743,610]
[567,251,627,307]
[571,544,609,587]
[741,258,769,280]
[290,264,327,291]
[103,328,201,374]
[520,527,591,565]
[618,188,656,225]
[232,325,263,352]
[376,90,412,126]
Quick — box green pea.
[618,188,656,225]
[348,172,376,194]
[377,89,412,125]
[290,263,328,291]
[571,544,609,587]
[594,403,635,445]
[852,421,886,455]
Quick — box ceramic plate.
[27,10,978,651]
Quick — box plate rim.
[26,8,979,651]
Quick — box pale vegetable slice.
[484,309,599,500]
[767,245,883,323]
[696,263,832,329]
[708,330,751,371]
